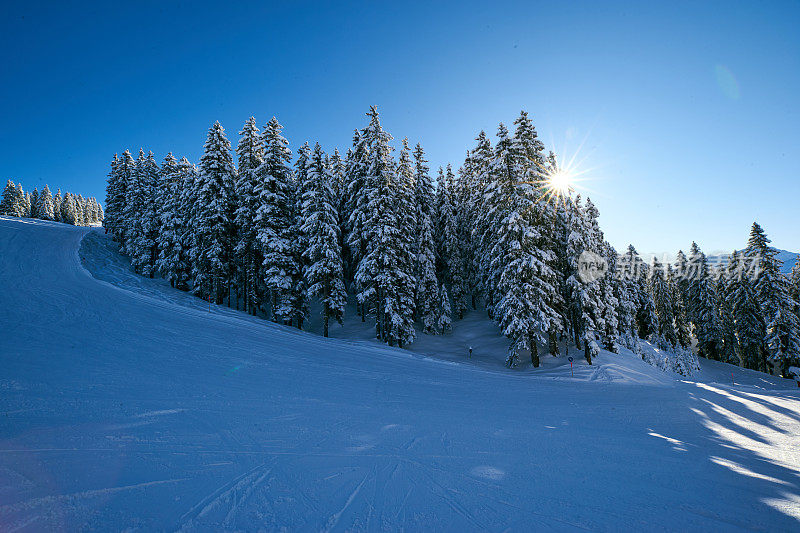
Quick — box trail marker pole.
[731,372,734,386]
[568,356,573,377]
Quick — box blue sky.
[1,1,798,255]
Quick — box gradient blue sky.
[2,1,798,255]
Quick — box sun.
[546,168,573,195]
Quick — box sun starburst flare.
[526,142,601,208]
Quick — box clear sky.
[2,1,798,255]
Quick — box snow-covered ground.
[2,216,799,531]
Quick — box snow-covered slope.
[2,217,800,531]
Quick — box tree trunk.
[585,343,592,365]
[323,304,329,338]
[549,330,559,357]
[530,334,540,368]
[376,289,383,340]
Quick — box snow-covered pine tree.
[583,199,620,352]
[344,129,370,303]
[489,118,563,367]
[469,131,493,310]
[53,189,63,222]
[717,252,743,365]
[390,139,418,346]
[123,149,147,255]
[686,242,724,360]
[512,111,566,354]
[286,142,311,329]
[438,284,452,334]
[726,249,765,370]
[130,152,160,275]
[16,184,28,217]
[437,163,467,320]
[456,150,480,310]
[668,263,692,349]
[0,180,15,215]
[35,185,55,220]
[118,151,135,238]
[412,143,440,334]
[254,117,296,323]
[155,153,190,289]
[300,142,347,337]
[353,106,415,346]
[234,117,265,314]
[29,188,39,219]
[61,193,77,225]
[744,222,800,375]
[328,149,347,274]
[193,122,237,304]
[615,244,642,344]
[75,194,86,226]
[790,259,800,320]
[177,158,200,288]
[20,187,30,217]
[649,257,677,347]
[480,124,515,321]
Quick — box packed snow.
[2,216,800,531]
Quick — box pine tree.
[438,284,452,334]
[717,254,742,365]
[300,143,347,337]
[744,222,800,375]
[480,123,515,320]
[412,143,440,333]
[286,142,311,329]
[61,193,77,225]
[129,153,160,275]
[52,189,63,222]
[790,260,800,320]
[178,158,200,287]
[194,122,237,304]
[456,150,480,310]
[390,139,419,346]
[123,150,147,255]
[155,153,190,289]
[686,242,724,360]
[469,131,493,309]
[649,257,677,346]
[75,194,86,226]
[35,185,55,220]
[20,187,30,217]
[353,106,415,346]
[0,180,15,215]
[29,188,40,219]
[345,129,370,303]
[234,117,265,314]
[669,264,692,349]
[254,117,297,323]
[616,245,642,342]
[440,164,468,319]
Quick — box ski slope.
[1,216,800,531]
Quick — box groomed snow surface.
[1,216,799,532]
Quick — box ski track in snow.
[1,217,800,531]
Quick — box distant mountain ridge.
[707,249,799,275]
